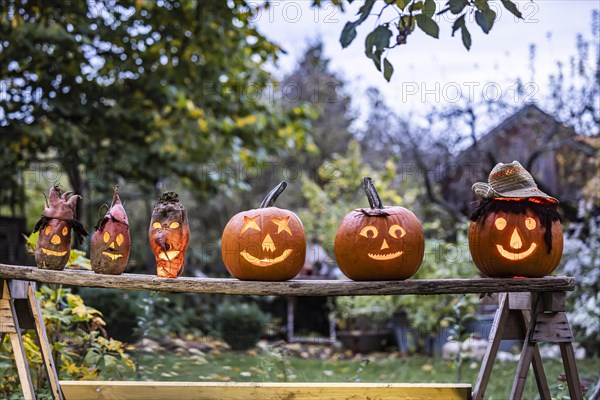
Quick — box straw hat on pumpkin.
[472,161,558,203]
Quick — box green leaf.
[448,0,468,14]
[475,9,496,34]
[409,1,424,12]
[501,0,522,18]
[461,23,472,50]
[340,21,358,48]
[415,14,439,38]
[365,25,393,69]
[474,0,490,11]
[357,0,377,22]
[395,0,408,9]
[383,58,394,81]
[423,0,436,18]
[452,14,465,36]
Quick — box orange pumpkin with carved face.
[149,192,190,278]
[334,177,424,281]
[34,186,87,270]
[221,182,306,281]
[469,198,563,277]
[91,186,130,275]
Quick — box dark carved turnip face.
[34,186,87,270]
[149,192,190,278]
[334,177,425,281]
[91,187,130,275]
[221,182,307,281]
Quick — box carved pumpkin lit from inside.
[91,186,130,275]
[469,198,563,277]
[149,192,190,278]
[221,182,306,281]
[34,186,88,270]
[334,177,424,281]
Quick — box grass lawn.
[126,351,600,399]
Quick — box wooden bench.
[0,263,582,400]
[59,381,472,400]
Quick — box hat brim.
[472,182,558,203]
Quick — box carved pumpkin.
[334,177,424,281]
[469,198,563,277]
[33,186,88,270]
[91,186,130,275]
[221,182,306,281]
[149,192,190,278]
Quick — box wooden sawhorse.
[0,279,63,400]
[474,292,582,400]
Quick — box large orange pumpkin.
[334,177,424,281]
[469,198,563,277]
[91,186,130,275]
[221,182,306,281]
[149,192,190,278]
[33,186,87,270]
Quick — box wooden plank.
[473,293,509,400]
[508,292,531,310]
[559,343,583,400]
[0,264,575,296]
[542,292,566,312]
[4,282,36,400]
[531,313,574,343]
[28,283,64,400]
[60,382,472,400]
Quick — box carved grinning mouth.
[158,250,181,261]
[367,250,403,261]
[102,251,124,261]
[41,248,67,257]
[496,243,537,260]
[240,249,293,267]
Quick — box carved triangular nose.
[51,234,61,245]
[380,239,389,250]
[262,234,276,252]
[510,228,523,249]
[109,241,116,250]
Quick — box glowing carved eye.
[271,217,292,235]
[388,224,406,238]
[494,217,507,231]
[152,222,162,229]
[116,233,124,246]
[359,226,378,239]
[44,226,52,236]
[241,215,261,233]
[103,231,110,243]
[62,226,69,236]
[169,221,180,229]
[525,217,537,230]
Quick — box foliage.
[441,296,477,382]
[135,292,207,341]
[216,302,270,351]
[561,211,600,356]
[0,285,135,398]
[328,0,523,80]
[0,0,312,216]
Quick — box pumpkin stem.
[363,177,384,209]
[260,181,287,208]
[111,185,121,206]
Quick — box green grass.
[124,351,600,399]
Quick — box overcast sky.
[255,1,599,120]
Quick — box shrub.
[216,302,270,351]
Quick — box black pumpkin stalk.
[33,186,88,270]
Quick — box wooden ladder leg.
[28,283,64,400]
[519,308,551,399]
[1,280,36,400]
[559,342,583,400]
[510,339,536,399]
[473,293,510,400]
